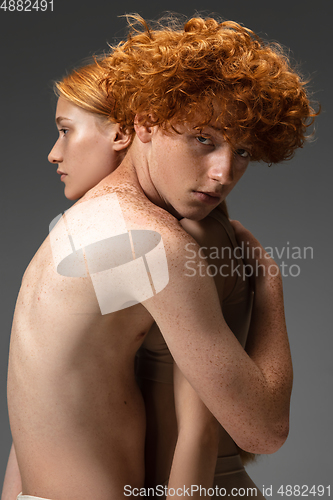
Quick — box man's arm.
[1,443,22,500]
[143,225,290,454]
[232,220,293,428]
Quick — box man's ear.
[134,114,155,144]
[112,124,133,152]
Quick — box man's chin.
[177,206,215,222]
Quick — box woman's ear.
[133,114,155,143]
[111,124,133,152]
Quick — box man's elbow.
[261,419,290,454]
[238,417,290,455]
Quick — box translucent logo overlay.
[49,193,169,314]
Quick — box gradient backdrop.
[1,0,332,497]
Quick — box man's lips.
[192,191,222,204]
[199,191,221,198]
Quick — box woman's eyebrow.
[55,116,72,125]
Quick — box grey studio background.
[0,0,332,497]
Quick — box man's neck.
[102,143,181,220]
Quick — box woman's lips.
[57,170,67,182]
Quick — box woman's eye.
[236,148,250,158]
[60,128,68,136]
[196,136,213,146]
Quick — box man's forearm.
[232,220,293,415]
[229,220,292,450]
[246,274,293,401]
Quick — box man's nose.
[48,141,62,164]
[208,147,234,184]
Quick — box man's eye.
[236,148,250,158]
[60,128,68,136]
[196,136,213,146]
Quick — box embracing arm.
[232,220,293,436]
[144,226,290,453]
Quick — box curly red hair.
[100,15,318,164]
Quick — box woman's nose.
[48,141,62,164]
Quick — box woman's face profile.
[48,97,121,200]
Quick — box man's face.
[48,97,121,200]
[141,122,251,221]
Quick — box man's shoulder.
[65,184,196,275]
[83,183,190,242]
